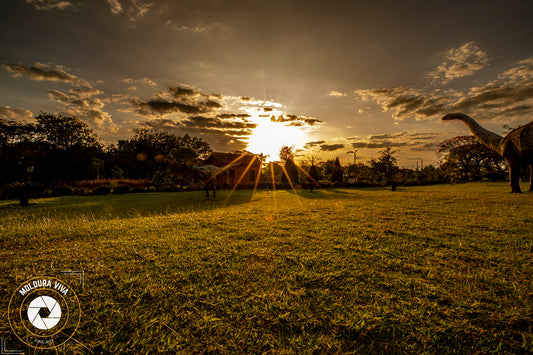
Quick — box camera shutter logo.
[8,277,81,350]
[27,295,62,330]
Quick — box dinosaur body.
[442,113,533,193]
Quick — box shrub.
[92,185,111,195]
[51,185,75,197]
[113,185,131,194]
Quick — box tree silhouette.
[279,145,299,186]
[439,136,505,181]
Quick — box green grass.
[1,183,532,353]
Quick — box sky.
[1,0,533,166]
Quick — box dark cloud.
[410,142,440,151]
[4,62,88,86]
[270,114,322,127]
[131,85,225,117]
[183,115,257,130]
[356,86,450,120]
[351,141,409,149]
[355,58,533,121]
[350,131,440,151]
[141,118,249,151]
[131,99,203,115]
[303,140,326,149]
[447,59,533,120]
[320,143,345,151]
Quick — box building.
[205,152,262,187]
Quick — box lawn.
[1,183,532,353]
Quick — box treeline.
[0,113,212,200]
[0,113,511,201]
[264,143,508,191]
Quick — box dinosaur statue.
[442,113,533,193]
[189,162,242,198]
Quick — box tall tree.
[279,145,299,186]
[439,136,506,181]
[370,147,399,185]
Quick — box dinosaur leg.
[508,160,522,193]
[205,182,210,198]
[528,164,533,191]
[213,183,216,198]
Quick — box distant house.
[205,152,262,187]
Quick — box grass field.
[1,183,532,353]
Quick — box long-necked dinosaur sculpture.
[442,113,533,193]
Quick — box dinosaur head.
[442,113,470,121]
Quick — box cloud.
[182,115,256,131]
[270,114,322,127]
[327,90,347,97]
[141,118,252,151]
[0,106,34,122]
[129,85,225,117]
[106,0,152,21]
[355,86,451,120]
[450,58,533,116]
[427,41,490,84]
[319,143,345,151]
[303,140,326,149]
[26,0,74,10]
[350,131,440,151]
[123,77,157,86]
[4,62,90,87]
[45,88,116,130]
[106,0,122,14]
[351,141,409,149]
[355,57,533,121]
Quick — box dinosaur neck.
[457,116,503,154]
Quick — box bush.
[112,185,131,194]
[51,185,75,197]
[92,185,111,195]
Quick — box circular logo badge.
[8,277,81,350]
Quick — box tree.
[439,136,506,182]
[0,113,103,183]
[35,112,100,150]
[331,157,344,183]
[279,145,299,186]
[370,147,399,187]
[109,128,212,180]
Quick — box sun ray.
[280,163,304,208]
[252,155,264,198]
[205,153,247,183]
[223,155,257,205]
[292,158,322,190]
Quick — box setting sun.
[246,114,309,161]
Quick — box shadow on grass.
[0,189,261,220]
[291,188,361,199]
